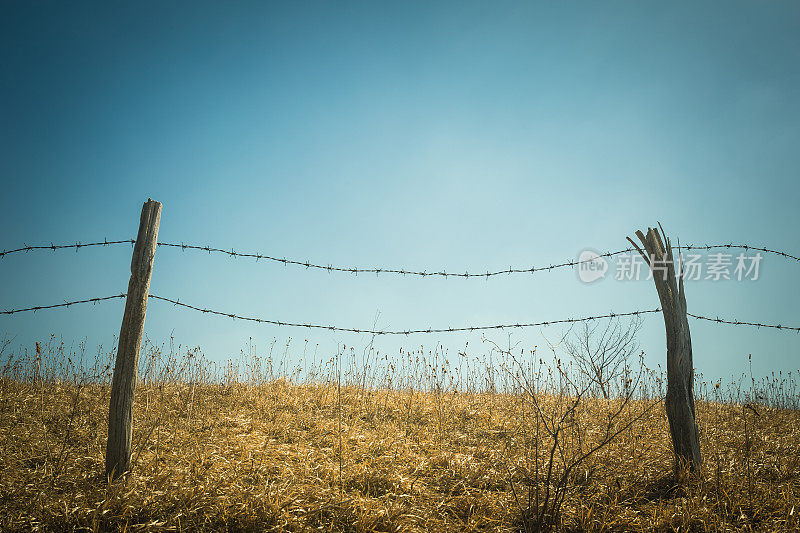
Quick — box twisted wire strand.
[155,242,634,277]
[686,312,800,332]
[0,294,127,314]
[0,240,135,258]
[2,238,797,277]
[150,242,800,276]
[3,293,798,333]
[148,294,661,334]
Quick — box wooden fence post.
[106,199,162,480]
[628,224,702,475]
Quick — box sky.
[1,1,798,387]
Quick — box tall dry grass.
[0,332,798,532]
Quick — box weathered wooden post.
[106,199,161,480]
[628,224,701,475]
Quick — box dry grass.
[0,336,798,532]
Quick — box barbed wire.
[677,244,800,262]
[151,242,800,276]
[155,242,636,277]
[3,293,798,333]
[686,313,800,332]
[2,239,798,278]
[0,294,127,315]
[148,295,662,334]
[0,240,134,258]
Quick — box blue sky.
[1,1,798,385]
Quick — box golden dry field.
[1,337,798,532]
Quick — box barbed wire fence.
[1,239,798,333]
[8,201,798,482]
[5,201,800,481]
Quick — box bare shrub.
[490,323,655,532]
[564,316,642,399]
